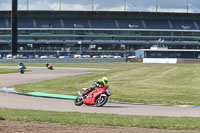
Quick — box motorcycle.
[74,85,111,107]
[18,65,26,74]
[47,64,54,70]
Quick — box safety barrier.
[0,58,126,64]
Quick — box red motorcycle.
[74,85,111,107]
[48,64,54,70]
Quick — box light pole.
[186,0,189,13]
[27,0,29,10]
[124,0,127,11]
[92,0,94,11]
[59,0,62,11]
[155,0,158,12]
[11,0,18,56]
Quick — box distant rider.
[82,77,109,98]
[18,62,26,69]
[46,62,53,70]
[46,62,49,68]
[48,64,53,70]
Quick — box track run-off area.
[0,66,200,117]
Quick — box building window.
[157,53,162,56]
[176,53,181,56]
[170,53,175,57]
[150,53,156,56]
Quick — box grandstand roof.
[1,10,200,20]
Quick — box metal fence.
[0,58,126,64]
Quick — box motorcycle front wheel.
[74,96,83,106]
[95,94,108,107]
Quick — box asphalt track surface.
[0,66,200,117]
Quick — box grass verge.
[0,68,19,74]
[8,62,200,106]
[1,63,200,130]
[0,108,199,130]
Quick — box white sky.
[0,0,200,13]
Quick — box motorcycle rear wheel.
[95,94,108,107]
[20,70,24,74]
[74,96,83,106]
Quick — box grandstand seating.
[0,17,198,30]
[0,17,199,30]
[63,19,89,28]
[0,19,6,28]
[1,11,200,58]
[144,19,170,29]
[18,18,34,28]
[170,20,196,30]
[35,18,62,28]
[117,19,144,29]
[195,20,200,30]
[90,19,116,28]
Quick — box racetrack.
[0,66,106,88]
[0,66,200,117]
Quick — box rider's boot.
[82,93,87,99]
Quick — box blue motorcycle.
[18,65,26,74]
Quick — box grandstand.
[1,10,200,58]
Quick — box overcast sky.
[0,0,200,13]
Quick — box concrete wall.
[143,58,177,64]
[177,58,200,63]
[127,58,143,62]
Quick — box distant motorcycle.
[74,85,111,107]
[18,65,26,74]
[47,64,54,70]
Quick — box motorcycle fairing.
[83,88,104,105]
[81,88,88,92]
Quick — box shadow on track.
[102,106,127,108]
[0,117,5,120]
[83,104,126,108]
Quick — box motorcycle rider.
[46,62,49,68]
[82,77,109,99]
[18,62,26,69]
[48,64,53,70]
[18,62,26,74]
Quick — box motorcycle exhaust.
[78,91,82,96]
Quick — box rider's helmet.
[18,62,22,66]
[102,77,109,85]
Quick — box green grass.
[1,63,200,130]
[0,108,200,130]
[0,68,19,74]
[0,68,31,74]
[8,63,200,106]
